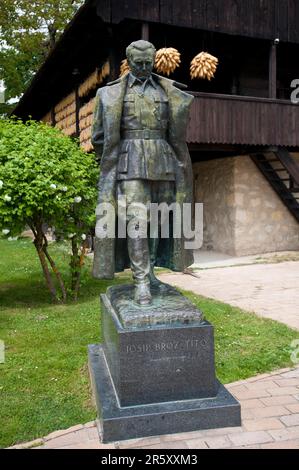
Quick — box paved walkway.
[192,250,299,269]
[8,259,299,449]
[10,366,299,449]
[161,261,299,331]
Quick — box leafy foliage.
[0,118,98,300]
[0,0,84,113]
[1,238,298,447]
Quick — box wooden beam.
[106,26,120,81]
[51,107,56,127]
[75,85,80,138]
[269,42,277,99]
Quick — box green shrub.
[0,118,98,301]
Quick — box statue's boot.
[127,236,152,305]
[135,281,152,306]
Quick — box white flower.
[61,186,68,192]
[74,196,82,203]
[8,236,18,241]
[68,233,76,239]
[0,180,3,189]
[50,184,57,189]
[2,229,10,235]
[81,234,86,241]
[4,195,11,202]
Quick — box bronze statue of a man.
[92,40,194,306]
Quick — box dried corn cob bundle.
[80,125,93,153]
[54,92,76,114]
[54,90,77,136]
[81,140,94,153]
[102,61,110,78]
[64,124,77,137]
[80,126,92,143]
[190,52,218,80]
[55,112,76,129]
[79,114,93,131]
[56,114,76,129]
[79,98,96,120]
[79,61,110,98]
[79,96,96,152]
[55,102,76,122]
[154,48,181,76]
[119,59,130,77]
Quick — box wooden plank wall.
[96,0,299,44]
[187,93,299,147]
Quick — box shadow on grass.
[0,272,132,309]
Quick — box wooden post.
[51,107,56,127]
[142,23,149,41]
[75,85,80,138]
[269,42,277,99]
[107,26,119,81]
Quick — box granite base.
[88,344,241,443]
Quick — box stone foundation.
[193,155,299,256]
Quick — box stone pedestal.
[89,285,241,443]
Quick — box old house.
[13,0,299,257]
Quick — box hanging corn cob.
[79,97,96,153]
[80,126,93,152]
[79,98,96,120]
[79,114,93,131]
[190,52,218,81]
[119,59,130,77]
[81,140,94,153]
[79,61,110,98]
[54,91,77,136]
[55,102,76,123]
[64,124,77,137]
[154,48,181,76]
[54,92,76,114]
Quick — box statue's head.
[126,40,156,80]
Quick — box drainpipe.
[269,39,279,99]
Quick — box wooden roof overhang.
[13,0,299,121]
[11,0,299,150]
[12,0,109,120]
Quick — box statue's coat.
[92,73,194,279]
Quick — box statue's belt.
[121,129,166,140]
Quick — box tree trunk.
[31,224,58,302]
[73,241,88,301]
[30,222,67,303]
[42,235,67,303]
[70,236,80,293]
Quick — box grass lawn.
[0,237,298,448]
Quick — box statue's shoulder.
[152,73,188,91]
[96,78,121,95]
[106,77,123,87]
[153,74,194,104]
[95,76,125,101]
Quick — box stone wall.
[193,158,236,254]
[193,155,299,256]
[234,156,299,255]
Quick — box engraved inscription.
[125,339,208,354]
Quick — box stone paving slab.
[9,366,299,449]
[159,262,299,330]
